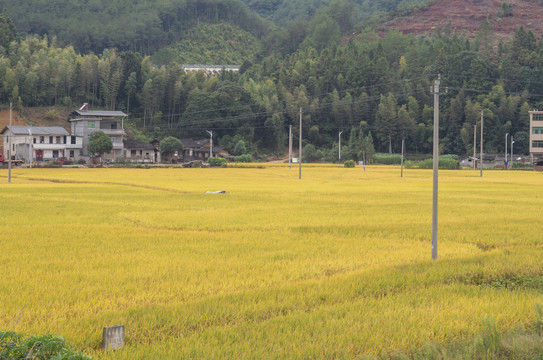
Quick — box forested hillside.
[151,23,263,65]
[242,0,432,27]
[1,1,543,159]
[0,0,270,54]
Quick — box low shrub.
[344,160,355,168]
[231,154,252,163]
[373,153,402,165]
[0,331,92,360]
[208,157,227,167]
[406,157,460,169]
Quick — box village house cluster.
[1,107,229,165]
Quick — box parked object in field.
[0,153,23,166]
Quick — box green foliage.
[230,154,252,162]
[208,157,227,167]
[373,153,402,165]
[0,9,17,50]
[233,139,248,156]
[87,131,112,156]
[0,0,270,54]
[303,144,321,162]
[160,136,184,156]
[536,303,543,336]
[344,159,355,168]
[0,331,91,360]
[0,3,541,161]
[406,156,461,169]
[151,24,262,65]
[45,109,59,120]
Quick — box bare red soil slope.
[378,0,543,40]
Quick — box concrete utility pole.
[27,127,32,168]
[299,107,302,180]
[289,125,292,170]
[480,111,484,177]
[473,125,476,169]
[8,102,12,183]
[505,132,509,169]
[511,135,514,169]
[205,130,213,158]
[338,130,343,164]
[430,76,441,260]
[401,137,405,178]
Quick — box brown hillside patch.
[377,0,543,40]
[0,107,72,149]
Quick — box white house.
[1,126,71,163]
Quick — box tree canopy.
[87,131,113,156]
[160,136,184,156]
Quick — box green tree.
[303,143,320,162]
[160,136,184,161]
[87,131,113,157]
[0,9,17,50]
[513,131,529,155]
[233,139,247,156]
[360,131,375,167]
[375,93,398,153]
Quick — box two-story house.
[1,126,70,163]
[69,109,127,161]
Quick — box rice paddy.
[1,165,542,359]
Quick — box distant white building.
[182,65,240,76]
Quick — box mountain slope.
[378,0,543,40]
[0,0,270,54]
[151,23,262,65]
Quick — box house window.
[69,150,75,158]
[56,136,61,144]
[40,136,44,143]
[53,150,59,158]
[49,136,53,143]
[131,150,136,156]
[71,136,76,144]
[88,121,95,129]
[533,114,543,121]
[33,138,36,144]
[533,127,543,134]
[111,123,117,129]
[533,140,543,148]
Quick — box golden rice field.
[1,165,542,359]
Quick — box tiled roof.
[71,110,127,117]
[1,126,69,135]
